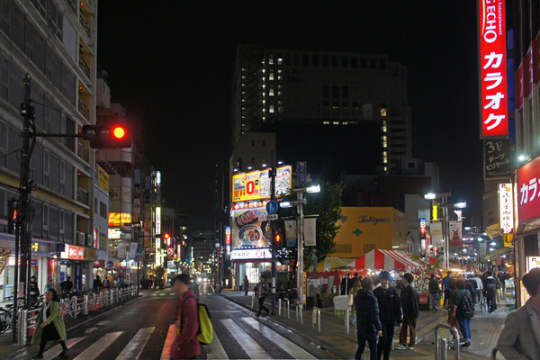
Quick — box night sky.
[98,2,482,228]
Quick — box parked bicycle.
[0,303,14,335]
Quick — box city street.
[8,289,329,360]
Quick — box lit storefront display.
[108,212,132,227]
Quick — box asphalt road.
[11,288,325,359]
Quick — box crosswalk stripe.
[20,336,85,360]
[73,331,122,360]
[207,331,228,359]
[221,319,271,359]
[115,327,155,360]
[242,317,316,359]
[160,324,176,360]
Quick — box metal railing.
[79,12,91,37]
[17,286,137,345]
[434,324,461,360]
[78,100,90,120]
[79,57,91,79]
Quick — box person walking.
[484,271,498,313]
[354,277,382,360]
[243,276,250,296]
[397,273,419,350]
[171,274,201,360]
[31,289,68,359]
[256,277,270,317]
[29,276,40,307]
[428,274,440,311]
[93,275,102,293]
[497,268,540,359]
[442,271,452,307]
[455,280,474,347]
[374,271,402,360]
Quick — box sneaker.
[408,346,415,350]
[394,344,408,350]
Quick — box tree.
[303,183,342,270]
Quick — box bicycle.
[0,304,14,335]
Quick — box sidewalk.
[222,291,510,359]
[0,289,150,357]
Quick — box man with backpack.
[256,277,270,317]
[172,274,201,360]
[455,280,474,347]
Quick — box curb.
[220,294,350,359]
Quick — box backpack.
[457,293,474,319]
[181,297,214,345]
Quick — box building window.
[94,198,98,214]
[351,57,358,68]
[277,57,283,65]
[370,58,376,69]
[332,56,339,67]
[43,205,49,227]
[322,55,329,67]
[312,55,318,67]
[380,58,386,70]
[332,86,339,98]
[323,121,330,125]
[99,201,107,218]
[322,85,329,98]
[269,88,274,96]
[380,107,388,117]
[302,54,309,66]
[332,121,340,125]
[342,86,349,98]
[269,105,275,113]
[269,72,274,80]
[342,56,348,68]
[269,57,274,65]
[361,58,367,68]
[59,160,65,194]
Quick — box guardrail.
[17,286,137,345]
[433,323,461,360]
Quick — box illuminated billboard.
[231,165,292,203]
[478,0,508,137]
[230,204,272,262]
[108,212,132,227]
[498,183,513,234]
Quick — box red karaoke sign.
[517,156,540,223]
[478,0,508,137]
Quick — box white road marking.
[41,336,85,360]
[84,327,97,334]
[73,331,122,360]
[160,324,176,360]
[116,327,155,360]
[242,317,316,359]
[207,330,228,359]
[221,319,271,359]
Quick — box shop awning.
[355,249,424,271]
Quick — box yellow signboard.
[97,165,110,193]
[108,212,132,226]
[504,233,514,248]
[232,165,292,203]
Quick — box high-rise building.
[232,45,413,174]
[0,0,99,295]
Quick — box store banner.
[304,218,317,247]
[484,140,511,178]
[430,222,444,248]
[534,34,540,84]
[284,220,297,247]
[117,243,127,259]
[449,221,463,246]
[517,155,540,223]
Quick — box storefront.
[53,244,96,292]
[515,156,540,305]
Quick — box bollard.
[285,299,290,319]
[83,295,89,315]
[312,307,317,328]
[17,309,27,345]
[111,289,115,304]
[317,308,321,333]
[437,337,449,360]
[295,304,299,322]
[345,307,350,335]
[278,298,282,316]
[71,296,78,319]
[251,295,255,311]
[299,304,303,324]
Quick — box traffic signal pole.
[270,153,277,314]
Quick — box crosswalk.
[12,316,317,360]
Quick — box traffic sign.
[266,200,278,214]
[267,214,279,221]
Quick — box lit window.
[241,83,245,87]
[262,108,266,112]
[262,69,266,73]
[333,121,340,125]
[241,75,245,79]
[269,105,275,113]
[383,141,388,148]
[380,107,387,117]
[269,88,274,96]
[269,58,274,65]
[382,126,387,132]
[382,136,387,142]
[278,91,282,96]
[342,122,349,125]
[241,67,246,72]
[242,99,245,102]
[278,58,283,64]
[269,73,274,80]
[262,84,266,89]
[278,69,282,74]
[277,75,282,80]
[323,121,330,125]
[262,92,266,97]
[261,59,265,65]
[262,99,266,104]
[384,166,388,172]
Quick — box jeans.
[356,334,377,360]
[429,293,439,310]
[458,318,471,340]
[377,322,394,360]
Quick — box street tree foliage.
[303,183,342,270]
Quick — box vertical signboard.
[517,155,540,223]
[478,0,509,137]
[498,183,514,233]
[225,226,231,255]
[484,139,511,178]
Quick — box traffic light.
[81,120,131,149]
[7,199,17,234]
[272,221,285,250]
[162,233,171,246]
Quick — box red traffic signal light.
[163,233,171,239]
[82,120,131,149]
[275,234,281,243]
[162,233,171,246]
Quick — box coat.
[171,290,201,360]
[354,289,382,337]
[497,299,540,360]
[374,286,402,325]
[400,285,419,320]
[31,301,67,345]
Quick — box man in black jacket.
[484,271,498,313]
[354,277,382,360]
[428,274,440,311]
[398,273,419,349]
[374,271,402,360]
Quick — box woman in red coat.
[171,274,201,360]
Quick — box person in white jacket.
[497,268,540,359]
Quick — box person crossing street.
[373,271,402,360]
[354,277,382,360]
[256,276,270,317]
[31,289,68,359]
[171,274,201,360]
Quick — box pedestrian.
[397,273,419,350]
[484,271,498,313]
[354,277,382,360]
[497,268,540,359]
[256,277,270,317]
[191,277,200,298]
[442,271,452,307]
[374,271,402,360]
[341,273,349,295]
[243,275,250,296]
[31,289,68,359]
[349,273,358,294]
[428,274,440,311]
[172,274,200,360]
[455,280,474,347]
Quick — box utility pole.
[270,153,277,314]
[296,190,304,319]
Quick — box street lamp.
[306,185,321,193]
[280,201,292,208]
[518,153,530,163]
[424,192,437,200]
[454,202,467,209]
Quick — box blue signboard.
[266,200,278,215]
